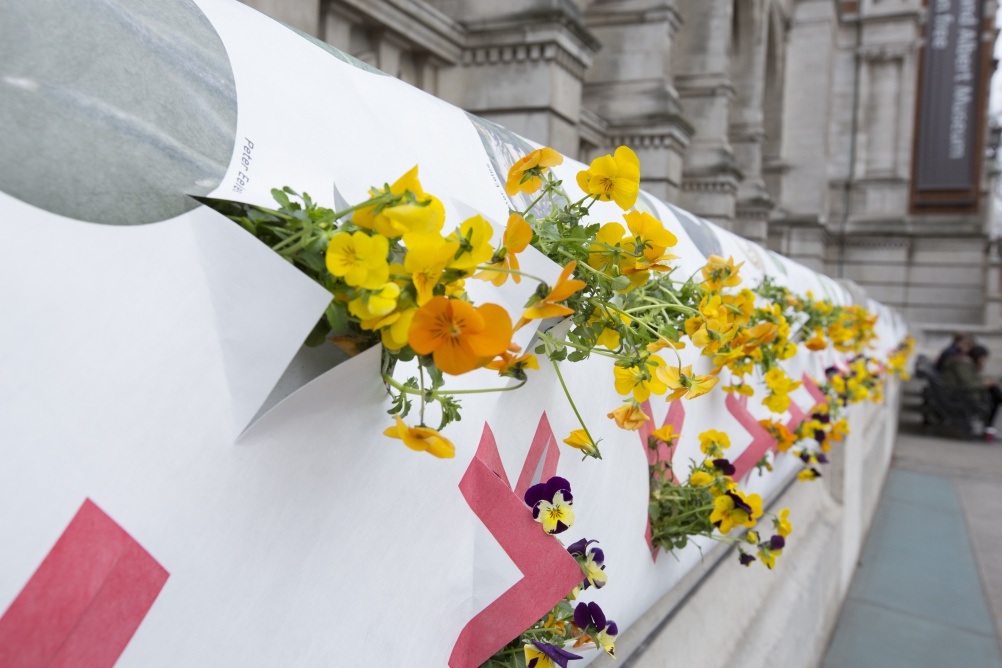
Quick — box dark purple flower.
[712,458,736,476]
[799,451,811,463]
[817,453,829,464]
[590,547,605,566]
[768,535,786,551]
[815,412,831,424]
[606,621,619,636]
[524,476,572,509]
[574,601,609,633]
[566,538,597,556]
[527,642,582,668]
[814,429,827,443]
[739,552,755,566]
[725,491,752,515]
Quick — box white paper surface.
[0,1,908,665]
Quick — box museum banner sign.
[911,0,987,210]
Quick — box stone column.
[728,0,773,242]
[582,0,693,202]
[672,0,742,228]
[766,0,836,271]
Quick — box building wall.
[239,0,1000,332]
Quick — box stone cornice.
[462,39,590,79]
[605,127,691,153]
[583,0,682,32]
[460,12,600,79]
[331,0,466,64]
[856,43,915,61]
[680,176,741,194]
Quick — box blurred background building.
[241,0,1000,346]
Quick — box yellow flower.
[607,403,650,430]
[762,367,802,414]
[352,166,445,238]
[325,231,390,289]
[624,210,678,265]
[505,147,563,196]
[798,468,822,482]
[650,424,679,445]
[348,281,401,323]
[722,381,755,397]
[689,470,713,486]
[614,355,668,402]
[380,307,417,350]
[403,233,459,306]
[775,508,792,537]
[447,215,494,271]
[710,490,763,534]
[476,213,533,286]
[408,297,513,375]
[699,429,731,456]
[563,429,601,457]
[383,414,455,458]
[656,364,720,401]
[700,255,744,291]
[576,145,641,210]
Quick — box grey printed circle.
[0,0,237,225]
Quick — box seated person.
[942,344,1000,430]
[935,332,973,372]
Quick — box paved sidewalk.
[823,428,1002,668]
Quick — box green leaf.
[304,317,331,347]
[610,275,632,291]
[271,188,291,209]
[325,300,350,336]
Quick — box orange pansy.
[408,297,512,375]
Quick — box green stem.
[551,359,601,459]
[519,190,548,217]
[598,301,685,366]
[434,380,527,396]
[330,192,397,222]
[473,265,549,285]
[419,366,427,425]
[537,332,626,360]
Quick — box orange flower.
[505,147,563,196]
[408,297,512,375]
[476,213,534,286]
[486,345,539,379]
[805,329,827,351]
[516,262,587,329]
[383,414,455,458]
[607,403,650,430]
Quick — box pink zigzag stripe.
[449,420,581,668]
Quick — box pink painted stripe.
[449,424,582,668]
[0,499,168,668]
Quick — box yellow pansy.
[613,355,668,402]
[403,232,459,305]
[447,214,494,271]
[383,414,455,458]
[576,145,641,210]
[325,231,390,289]
[352,166,445,238]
